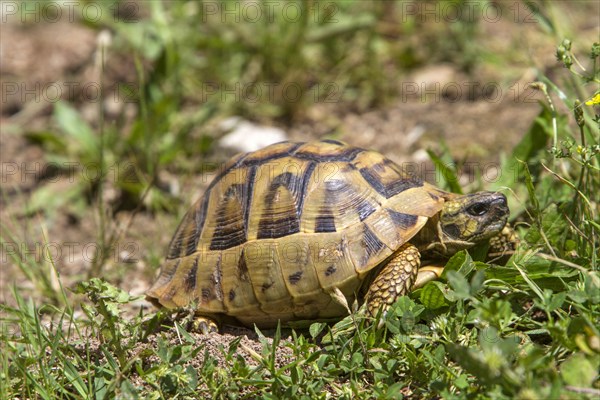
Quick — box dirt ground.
[1,2,598,366]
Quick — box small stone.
[219,117,288,153]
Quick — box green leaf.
[469,241,490,262]
[523,0,556,34]
[25,181,86,219]
[521,160,539,214]
[309,322,326,339]
[495,107,550,214]
[119,380,139,398]
[454,374,469,390]
[175,322,195,344]
[560,353,597,387]
[505,107,551,172]
[400,310,416,332]
[307,14,375,42]
[391,296,418,314]
[114,20,164,60]
[426,149,463,193]
[351,352,364,367]
[470,270,486,294]
[477,298,515,331]
[484,252,578,285]
[446,271,471,300]
[420,281,449,309]
[442,251,474,277]
[445,343,498,386]
[546,291,567,311]
[53,101,98,158]
[25,130,68,153]
[567,289,589,304]
[525,204,568,247]
[63,357,88,397]
[584,274,600,304]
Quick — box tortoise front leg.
[487,223,518,261]
[365,243,420,317]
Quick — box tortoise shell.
[147,140,452,327]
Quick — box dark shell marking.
[359,164,423,199]
[387,209,419,230]
[237,251,250,282]
[209,184,247,250]
[288,271,303,284]
[363,225,386,258]
[183,257,198,291]
[325,265,337,276]
[314,210,336,233]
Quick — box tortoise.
[147,140,510,331]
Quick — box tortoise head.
[432,191,509,256]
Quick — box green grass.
[2,1,599,399]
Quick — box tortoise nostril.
[493,195,508,209]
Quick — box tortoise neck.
[413,215,442,250]
[415,215,474,258]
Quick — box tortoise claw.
[413,266,444,289]
[192,316,219,334]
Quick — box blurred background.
[1,0,598,306]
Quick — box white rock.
[405,125,425,148]
[412,148,430,163]
[218,117,288,153]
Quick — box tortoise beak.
[487,192,509,231]
[491,193,508,212]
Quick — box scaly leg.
[487,223,518,261]
[365,243,420,317]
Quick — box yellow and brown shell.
[147,140,450,327]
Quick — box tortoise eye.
[467,202,489,216]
